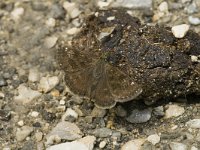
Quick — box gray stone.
[16,126,34,142]
[110,0,152,9]
[46,121,83,141]
[126,109,152,123]
[50,4,65,19]
[188,16,200,25]
[169,142,188,150]
[14,84,42,104]
[93,128,112,138]
[186,2,198,14]
[91,107,107,118]
[28,68,40,82]
[153,106,164,117]
[31,1,47,11]
[0,76,7,86]
[186,119,200,128]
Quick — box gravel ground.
[1,0,200,149]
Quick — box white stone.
[14,84,42,104]
[38,76,59,93]
[159,1,168,12]
[44,36,58,49]
[17,120,24,126]
[16,126,34,142]
[169,142,188,150]
[97,0,112,8]
[147,134,160,145]
[62,108,78,121]
[77,136,96,150]
[11,7,24,21]
[186,119,200,128]
[188,16,200,25]
[47,141,88,150]
[171,24,190,38]
[47,136,96,150]
[121,139,146,150]
[28,68,40,82]
[46,121,83,142]
[191,146,198,150]
[109,0,152,9]
[59,100,65,105]
[31,111,39,117]
[165,105,185,118]
[46,18,56,27]
[63,2,81,19]
[99,141,107,149]
[191,55,199,62]
[66,27,80,35]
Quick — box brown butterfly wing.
[57,43,95,96]
[90,62,116,109]
[105,64,142,103]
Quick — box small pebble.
[121,139,146,150]
[91,107,107,118]
[62,108,78,121]
[44,36,58,49]
[28,68,40,82]
[35,132,43,142]
[0,109,11,121]
[59,100,65,105]
[14,84,42,104]
[50,4,65,19]
[30,111,39,117]
[165,105,185,118]
[66,27,80,35]
[46,18,56,27]
[153,106,165,117]
[38,76,59,93]
[147,134,160,145]
[99,141,107,149]
[17,120,24,126]
[188,16,200,25]
[16,126,34,142]
[46,121,82,141]
[126,108,152,123]
[159,1,168,12]
[169,142,188,150]
[186,119,200,128]
[11,7,24,21]
[0,76,7,87]
[93,128,112,138]
[191,146,198,150]
[171,24,190,38]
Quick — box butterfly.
[57,39,142,109]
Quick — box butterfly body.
[57,9,200,108]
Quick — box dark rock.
[126,109,152,123]
[0,109,11,121]
[41,110,56,123]
[50,3,66,19]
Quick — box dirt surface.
[1,0,200,149]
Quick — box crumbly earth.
[1,0,200,150]
[58,9,200,109]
